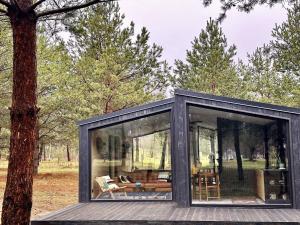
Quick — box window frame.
[186,102,293,208]
[88,109,175,202]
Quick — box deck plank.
[31,202,300,225]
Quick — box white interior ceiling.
[189,106,275,129]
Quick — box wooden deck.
[31,202,300,225]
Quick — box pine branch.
[0,0,10,8]
[37,0,115,18]
[29,0,47,10]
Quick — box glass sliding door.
[90,111,172,200]
[189,105,291,205]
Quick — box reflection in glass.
[189,106,290,205]
[91,112,172,200]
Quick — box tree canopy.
[239,3,300,107]
[0,22,11,155]
[67,3,170,115]
[172,18,241,97]
[238,45,297,105]
[271,4,300,77]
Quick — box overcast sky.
[118,0,287,65]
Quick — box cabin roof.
[77,89,300,126]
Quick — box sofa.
[115,170,172,192]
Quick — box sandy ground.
[0,160,78,220]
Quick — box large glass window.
[189,105,291,205]
[91,112,172,200]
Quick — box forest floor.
[0,160,79,220]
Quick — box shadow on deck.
[31,202,300,225]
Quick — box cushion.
[108,183,119,190]
[119,175,131,183]
[102,175,114,183]
[126,176,134,183]
[158,172,170,180]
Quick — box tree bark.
[1,3,38,225]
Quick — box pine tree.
[271,4,300,77]
[240,4,300,107]
[270,3,300,106]
[34,34,76,173]
[68,3,170,116]
[240,45,297,106]
[172,18,240,97]
[0,22,11,157]
[0,1,114,224]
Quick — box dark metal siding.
[173,95,190,206]
[77,98,175,126]
[291,115,300,208]
[175,89,300,115]
[79,126,90,202]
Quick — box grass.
[0,160,79,219]
[198,159,266,197]
[220,160,265,197]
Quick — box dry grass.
[0,160,79,219]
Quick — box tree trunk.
[66,144,71,162]
[1,3,37,225]
[39,142,43,160]
[0,127,2,157]
[33,122,42,175]
[191,125,199,165]
[217,118,223,175]
[43,144,46,161]
[135,137,139,162]
[210,132,216,173]
[249,147,255,161]
[264,125,270,169]
[0,127,2,159]
[277,120,286,168]
[233,121,244,181]
[48,143,52,160]
[33,142,40,175]
[159,132,168,170]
